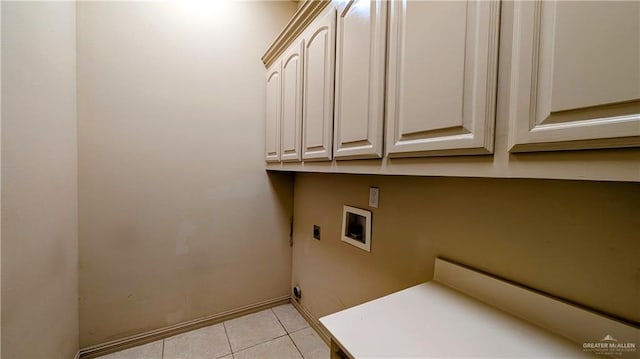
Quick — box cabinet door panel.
[334,0,386,159]
[265,63,281,162]
[386,0,500,157]
[302,8,336,161]
[281,41,303,162]
[508,1,640,152]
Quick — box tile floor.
[98,304,329,359]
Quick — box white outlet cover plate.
[369,187,379,208]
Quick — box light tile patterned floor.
[98,304,329,359]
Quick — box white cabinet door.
[333,0,387,160]
[302,7,337,161]
[386,1,500,157]
[280,41,303,162]
[265,62,281,162]
[508,1,640,152]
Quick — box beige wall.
[1,2,79,358]
[292,173,640,327]
[77,1,296,347]
[0,2,3,355]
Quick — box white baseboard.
[79,295,289,359]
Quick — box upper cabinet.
[302,8,337,161]
[508,1,640,152]
[265,62,281,162]
[385,1,500,157]
[333,0,387,160]
[280,40,304,162]
[262,1,640,181]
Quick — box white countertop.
[320,281,590,358]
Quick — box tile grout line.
[233,333,290,356]
[215,349,232,359]
[272,306,310,335]
[289,324,311,335]
[101,307,316,359]
[287,333,305,359]
[226,309,290,356]
[271,307,305,358]
[222,321,234,356]
[286,306,330,356]
[270,307,288,334]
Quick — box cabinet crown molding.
[262,0,331,68]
